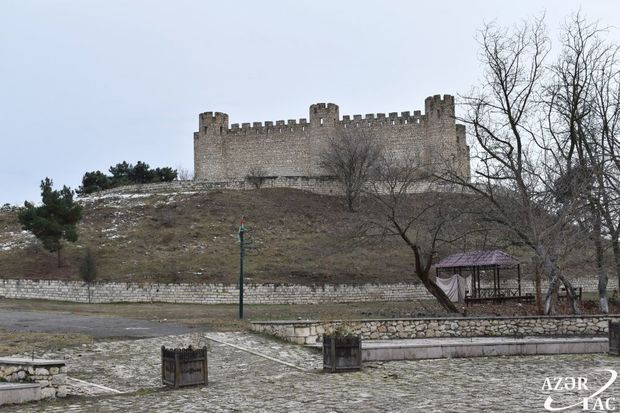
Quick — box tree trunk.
[537,245,580,315]
[613,239,620,298]
[558,274,581,315]
[57,249,62,268]
[543,276,558,316]
[419,275,460,313]
[533,258,543,315]
[598,272,609,314]
[592,211,608,313]
[409,244,459,313]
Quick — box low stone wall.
[83,178,463,198]
[251,315,617,345]
[0,358,67,399]
[0,278,614,305]
[85,177,343,197]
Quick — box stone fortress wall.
[193,95,471,183]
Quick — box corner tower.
[194,111,229,181]
[307,103,339,175]
[422,95,467,176]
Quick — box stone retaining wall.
[84,178,463,198]
[86,177,343,197]
[251,315,617,345]
[0,359,67,399]
[0,278,614,305]
[0,280,432,304]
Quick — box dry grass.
[0,188,489,284]
[6,188,594,285]
[0,330,92,357]
[0,298,615,335]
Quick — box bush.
[77,171,111,195]
[79,248,97,283]
[77,161,178,195]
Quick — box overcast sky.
[1,0,619,205]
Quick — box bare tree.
[545,14,620,312]
[176,166,194,181]
[589,29,620,301]
[320,128,382,212]
[450,17,586,315]
[360,152,462,313]
[246,166,268,189]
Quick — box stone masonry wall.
[0,277,614,305]
[0,361,67,399]
[0,280,431,304]
[86,178,463,199]
[193,95,471,183]
[89,176,343,197]
[251,315,617,345]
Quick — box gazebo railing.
[471,287,521,299]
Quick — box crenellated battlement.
[193,94,469,183]
[199,96,454,136]
[340,109,426,127]
[227,118,310,135]
[424,94,455,120]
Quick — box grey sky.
[1,0,619,205]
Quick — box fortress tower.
[193,95,470,183]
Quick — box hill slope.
[2,188,447,284]
[1,185,547,285]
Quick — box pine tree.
[18,178,83,267]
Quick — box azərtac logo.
[543,369,617,411]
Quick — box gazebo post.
[496,265,500,296]
[471,267,480,297]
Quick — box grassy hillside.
[0,188,526,285]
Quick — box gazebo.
[435,250,524,301]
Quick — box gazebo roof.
[435,250,519,269]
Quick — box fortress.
[193,94,470,187]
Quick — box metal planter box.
[161,346,208,388]
[323,335,362,373]
[610,321,620,356]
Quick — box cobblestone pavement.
[6,332,620,412]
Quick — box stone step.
[312,336,608,361]
[0,383,41,406]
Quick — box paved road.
[4,332,620,412]
[0,309,204,338]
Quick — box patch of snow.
[0,230,36,251]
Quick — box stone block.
[56,385,68,398]
[51,374,67,385]
[305,335,318,345]
[290,336,306,345]
[34,368,49,376]
[0,383,41,406]
[40,387,56,399]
